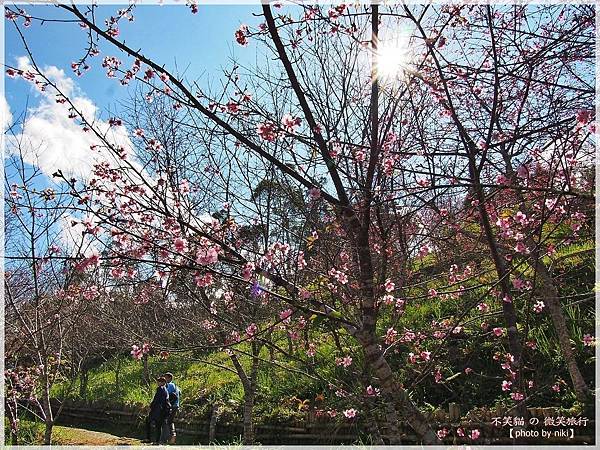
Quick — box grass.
[53,350,242,408]
[4,417,142,446]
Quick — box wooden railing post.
[208,404,219,443]
[448,402,461,422]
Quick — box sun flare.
[377,43,411,80]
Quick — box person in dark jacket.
[143,376,170,444]
[163,372,181,444]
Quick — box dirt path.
[51,425,142,446]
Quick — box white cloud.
[6,58,213,259]
[1,95,13,133]
[7,56,135,181]
[6,57,153,259]
[58,213,98,257]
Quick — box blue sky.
[5,4,262,118]
[4,4,267,255]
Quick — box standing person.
[164,372,181,444]
[143,376,170,444]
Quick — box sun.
[377,43,411,80]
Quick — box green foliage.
[4,416,44,445]
[52,351,241,408]
[49,241,594,428]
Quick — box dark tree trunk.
[228,342,261,444]
[242,387,255,444]
[364,408,385,445]
[79,368,89,399]
[357,330,439,444]
[11,429,19,446]
[533,259,589,401]
[7,401,19,445]
[501,147,589,403]
[115,357,122,387]
[41,373,54,445]
[43,421,53,446]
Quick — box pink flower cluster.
[131,343,151,360]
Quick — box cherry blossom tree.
[4,146,106,444]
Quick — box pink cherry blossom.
[576,109,593,124]
[437,428,449,439]
[329,141,342,159]
[296,251,307,270]
[279,309,292,322]
[235,24,249,46]
[385,327,397,345]
[111,267,125,279]
[416,178,431,187]
[242,262,255,281]
[131,343,150,360]
[281,114,301,132]
[194,272,214,287]
[179,179,191,194]
[510,392,524,401]
[583,334,595,347]
[196,246,219,265]
[512,278,526,290]
[308,187,321,200]
[257,122,277,142]
[533,301,545,313]
[381,294,394,305]
[226,101,240,114]
[384,278,395,292]
[496,174,509,185]
[470,429,481,440]
[366,385,380,397]
[328,268,348,284]
[501,380,512,391]
[418,244,432,258]
[354,149,366,162]
[74,252,101,272]
[514,241,529,254]
[336,356,352,367]
[514,211,527,225]
[173,237,188,253]
[493,327,504,337]
[131,345,143,360]
[246,323,258,338]
[343,408,357,419]
[299,288,311,300]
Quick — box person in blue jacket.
[143,376,170,444]
[164,372,181,444]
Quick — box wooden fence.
[51,400,595,445]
